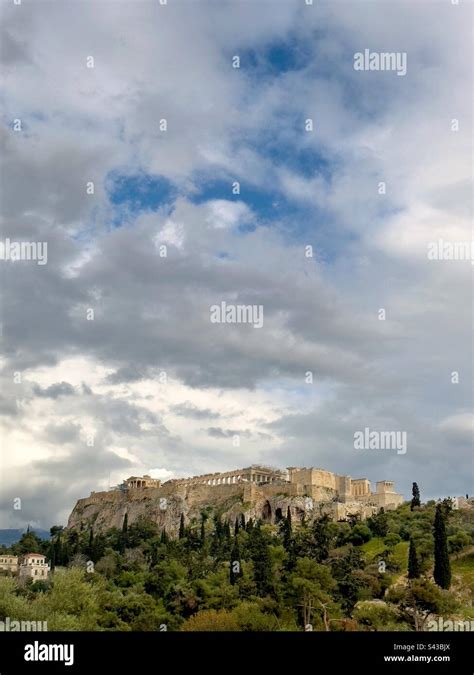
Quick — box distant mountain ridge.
[0,529,51,546]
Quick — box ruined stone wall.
[355,492,404,510]
[305,485,338,502]
[289,468,336,489]
[311,469,337,489]
[335,475,352,501]
[256,483,302,498]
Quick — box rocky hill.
[67,481,335,537]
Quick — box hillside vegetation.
[0,499,473,631]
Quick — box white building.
[0,555,19,573]
[19,553,50,580]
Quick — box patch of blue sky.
[190,175,348,265]
[189,177,295,226]
[106,171,177,227]
[237,34,313,77]
[260,135,335,181]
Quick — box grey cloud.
[206,427,273,441]
[171,402,221,420]
[42,421,82,445]
[32,382,75,398]
[0,29,32,66]
[0,0,471,529]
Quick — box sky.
[0,0,472,530]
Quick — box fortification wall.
[311,469,337,489]
[289,468,337,490]
[305,485,338,501]
[185,482,244,505]
[257,483,302,497]
[355,492,404,510]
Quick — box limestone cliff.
[67,481,375,536]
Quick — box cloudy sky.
[0,0,472,530]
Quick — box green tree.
[126,517,157,548]
[289,558,336,630]
[118,516,128,553]
[181,609,239,631]
[384,533,401,548]
[411,483,421,510]
[248,525,273,596]
[281,507,292,551]
[353,601,406,631]
[348,524,372,546]
[87,529,94,558]
[448,530,471,556]
[367,509,389,537]
[331,547,364,611]
[179,514,185,539]
[407,538,421,579]
[433,503,451,589]
[387,578,456,631]
[229,538,242,586]
[37,567,101,630]
[231,601,283,631]
[311,515,333,562]
[200,513,207,545]
[50,527,65,567]
[12,530,43,556]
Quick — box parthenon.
[163,464,287,487]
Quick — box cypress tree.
[229,538,242,585]
[118,513,128,553]
[160,529,168,545]
[240,514,245,530]
[200,514,206,544]
[433,503,451,589]
[411,483,421,511]
[251,525,273,596]
[407,538,420,579]
[214,515,222,538]
[49,542,56,571]
[282,506,292,550]
[234,518,240,537]
[246,517,254,533]
[312,514,332,562]
[224,521,231,540]
[55,533,63,566]
[179,513,185,539]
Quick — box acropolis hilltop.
[120,464,404,511]
[68,464,404,537]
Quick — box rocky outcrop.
[67,482,377,537]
